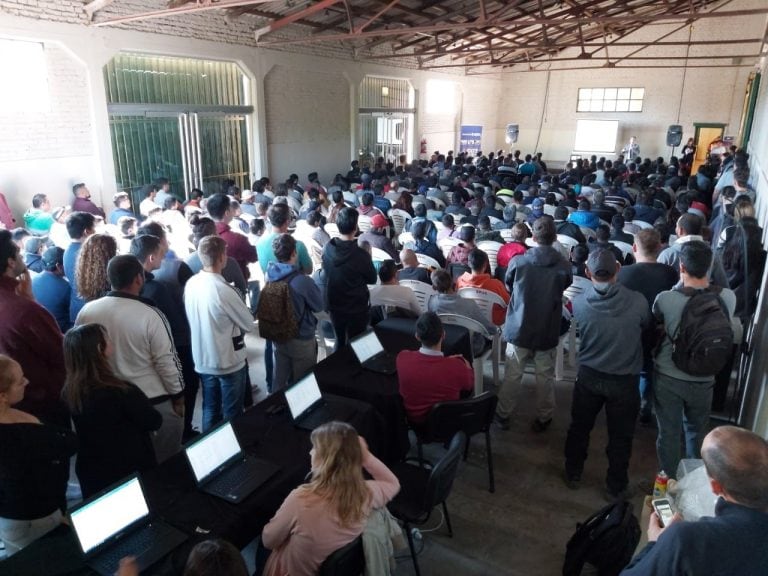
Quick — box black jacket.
[322,238,377,315]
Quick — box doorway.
[691,123,726,174]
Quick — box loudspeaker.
[505,124,519,144]
[666,125,683,147]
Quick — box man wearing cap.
[109,192,134,225]
[359,213,398,262]
[564,248,652,500]
[32,246,71,332]
[23,194,55,235]
[495,217,570,432]
[23,236,46,273]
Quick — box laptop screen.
[285,372,322,419]
[350,330,384,363]
[70,476,149,555]
[186,421,241,483]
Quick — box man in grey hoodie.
[267,234,324,391]
[564,249,652,500]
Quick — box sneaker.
[563,471,581,490]
[604,485,635,502]
[531,418,552,433]
[493,413,511,431]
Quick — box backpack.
[671,286,734,377]
[256,271,300,343]
[563,500,640,576]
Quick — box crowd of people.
[0,143,766,573]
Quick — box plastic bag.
[668,463,718,521]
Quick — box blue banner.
[459,125,483,155]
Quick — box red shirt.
[215,221,257,279]
[397,350,473,423]
[497,242,527,269]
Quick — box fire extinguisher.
[420,136,427,156]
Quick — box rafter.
[92,0,277,27]
[255,0,343,40]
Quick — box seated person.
[570,243,589,278]
[23,236,46,274]
[428,269,495,357]
[610,214,635,244]
[409,220,445,268]
[497,222,529,270]
[437,213,458,241]
[397,248,431,284]
[567,199,600,230]
[396,312,474,424]
[588,224,635,265]
[259,422,399,576]
[0,355,77,556]
[554,205,587,244]
[476,215,505,243]
[456,248,510,325]
[446,225,476,266]
[405,204,437,244]
[621,426,768,576]
[369,260,421,319]
[358,213,398,262]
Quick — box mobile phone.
[651,498,675,527]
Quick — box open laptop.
[350,330,397,375]
[185,421,280,504]
[285,371,353,431]
[69,475,187,576]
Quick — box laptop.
[69,475,187,576]
[350,330,397,375]
[185,421,280,504]
[285,372,353,431]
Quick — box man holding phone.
[621,426,768,575]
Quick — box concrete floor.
[235,333,661,576]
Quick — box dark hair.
[679,240,712,279]
[578,199,591,211]
[677,213,703,236]
[154,177,169,187]
[441,214,455,228]
[249,218,265,236]
[622,206,636,221]
[467,248,489,273]
[412,220,427,240]
[107,255,144,291]
[72,183,86,196]
[273,233,296,263]
[0,230,18,274]
[306,211,323,227]
[415,312,443,347]
[554,205,569,220]
[137,221,167,240]
[182,539,248,576]
[331,189,344,205]
[267,204,290,228]
[66,212,96,240]
[361,192,374,207]
[32,193,47,208]
[129,234,162,263]
[143,184,158,198]
[206,193,230,220]
[336,207,359,235]
[532,216,556,245]
[43,246,65,272]
[191,216,217,248]
[163,196,179,211]
[431,269,452,293]
[413,203,427,218]
[611,214,625,230]
[595,224,611,242]
[378,260,397,283]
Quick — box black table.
[0,394,377,576]
[373,317,473,362]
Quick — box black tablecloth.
[0,394,377,576]
[374,317,473,362]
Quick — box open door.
[691,123,725,174]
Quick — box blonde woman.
[75,233,117,302]
[260,421,399,576]
[0,355,77,556]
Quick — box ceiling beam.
[356,0,401,33]
[256,7,768,46]
[91,0,277,27]
[255,0,343,39]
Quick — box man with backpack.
[652,241,741,478]
[262,234,323,391]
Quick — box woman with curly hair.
[75,233,117,302]
[259,421,399,576]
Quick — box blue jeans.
[564,366,640,493]
[639,356,654,419]
[199,366,247,433]
[653,370,713,478]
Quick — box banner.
[459,125,483,155]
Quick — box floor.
[234,332,663,576]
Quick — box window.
[425,79,456,115]
[0,39,49,113]
[577,87,644,113]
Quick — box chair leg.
[417,439,425,469]
[442,502,454,537]
[491,335,500,386]
[485,429,495,493]
[403,521,421,576]
[473,359,483,396]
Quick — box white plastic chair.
[398,231,415,246]
[371,247,392,263]
[476,241,503,276]
[579,226,597,241]
[358,215,373,233]
[499,228,515,242]
[438,236,462,259]
[416,253,442,271]
[457,287,508,384]
[343,191,358,206]
[286,196,302,214]
[314,311,335,359]
[487,216,502,227]
[307,238,324,272]
[438,313,498,396]
[324,223,342,239]
[388,208,412,237]
[631,220,653,230]
[611,241,634,260]
[431,197,446,211]
[556,234,580,259]
[399,279,436,313]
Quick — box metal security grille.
[359,77,414,166]
[104,53,253,202]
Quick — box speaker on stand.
[505,124,519,145]
[667,124,683,158]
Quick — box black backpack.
[563,500,640,576]
[671,286,734,377]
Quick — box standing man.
[0,230,68,427]
[63,211,96,324]
[76,255,185,462]
[185,236,254,432]
[621,136,640,161]
[322,207,377,348]
[495,217,571,431]
[206,193,257,281]
[564,249,652,500]
[31,246,71,333]
[71,183,105,218]
[653,241,740,478]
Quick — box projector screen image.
[574,119,619,153]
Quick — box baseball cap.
[41,246,64,269]
[587,249,618,280]
[370,214,388,229]
[532,197,544,209]
[23,236,47,254]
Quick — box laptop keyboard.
[91,522,176,575]
[207,459,252,494]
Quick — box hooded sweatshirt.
[572,282,651,375]
[322,238,377,316]
[266,262,323,340]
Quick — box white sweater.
[76,293,184,400]
[184,271,254,375]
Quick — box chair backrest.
[357,215,373,233]
[447,262,471,281]
[370,247,392,262]
[318,535,365,576]
[398,231,415,246]
[343,191,358,206]
[556,234,580,258]
[631,219,653,230]
[400,279,436,312]
[499,228,514,242]
[388,209,412,235]
[457,287,507,323]
[424,431,467,510]
[308,238,324,271]
[431,197,446,210]
[476,240,503,276]
[325,223,342,239]
[611,240,633,259]
[579,226,597,240]
[438,236,462,258]
[438,313,494,344]
[416,253,441,270]
[425,392,499,441]
[287,196,302,214]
